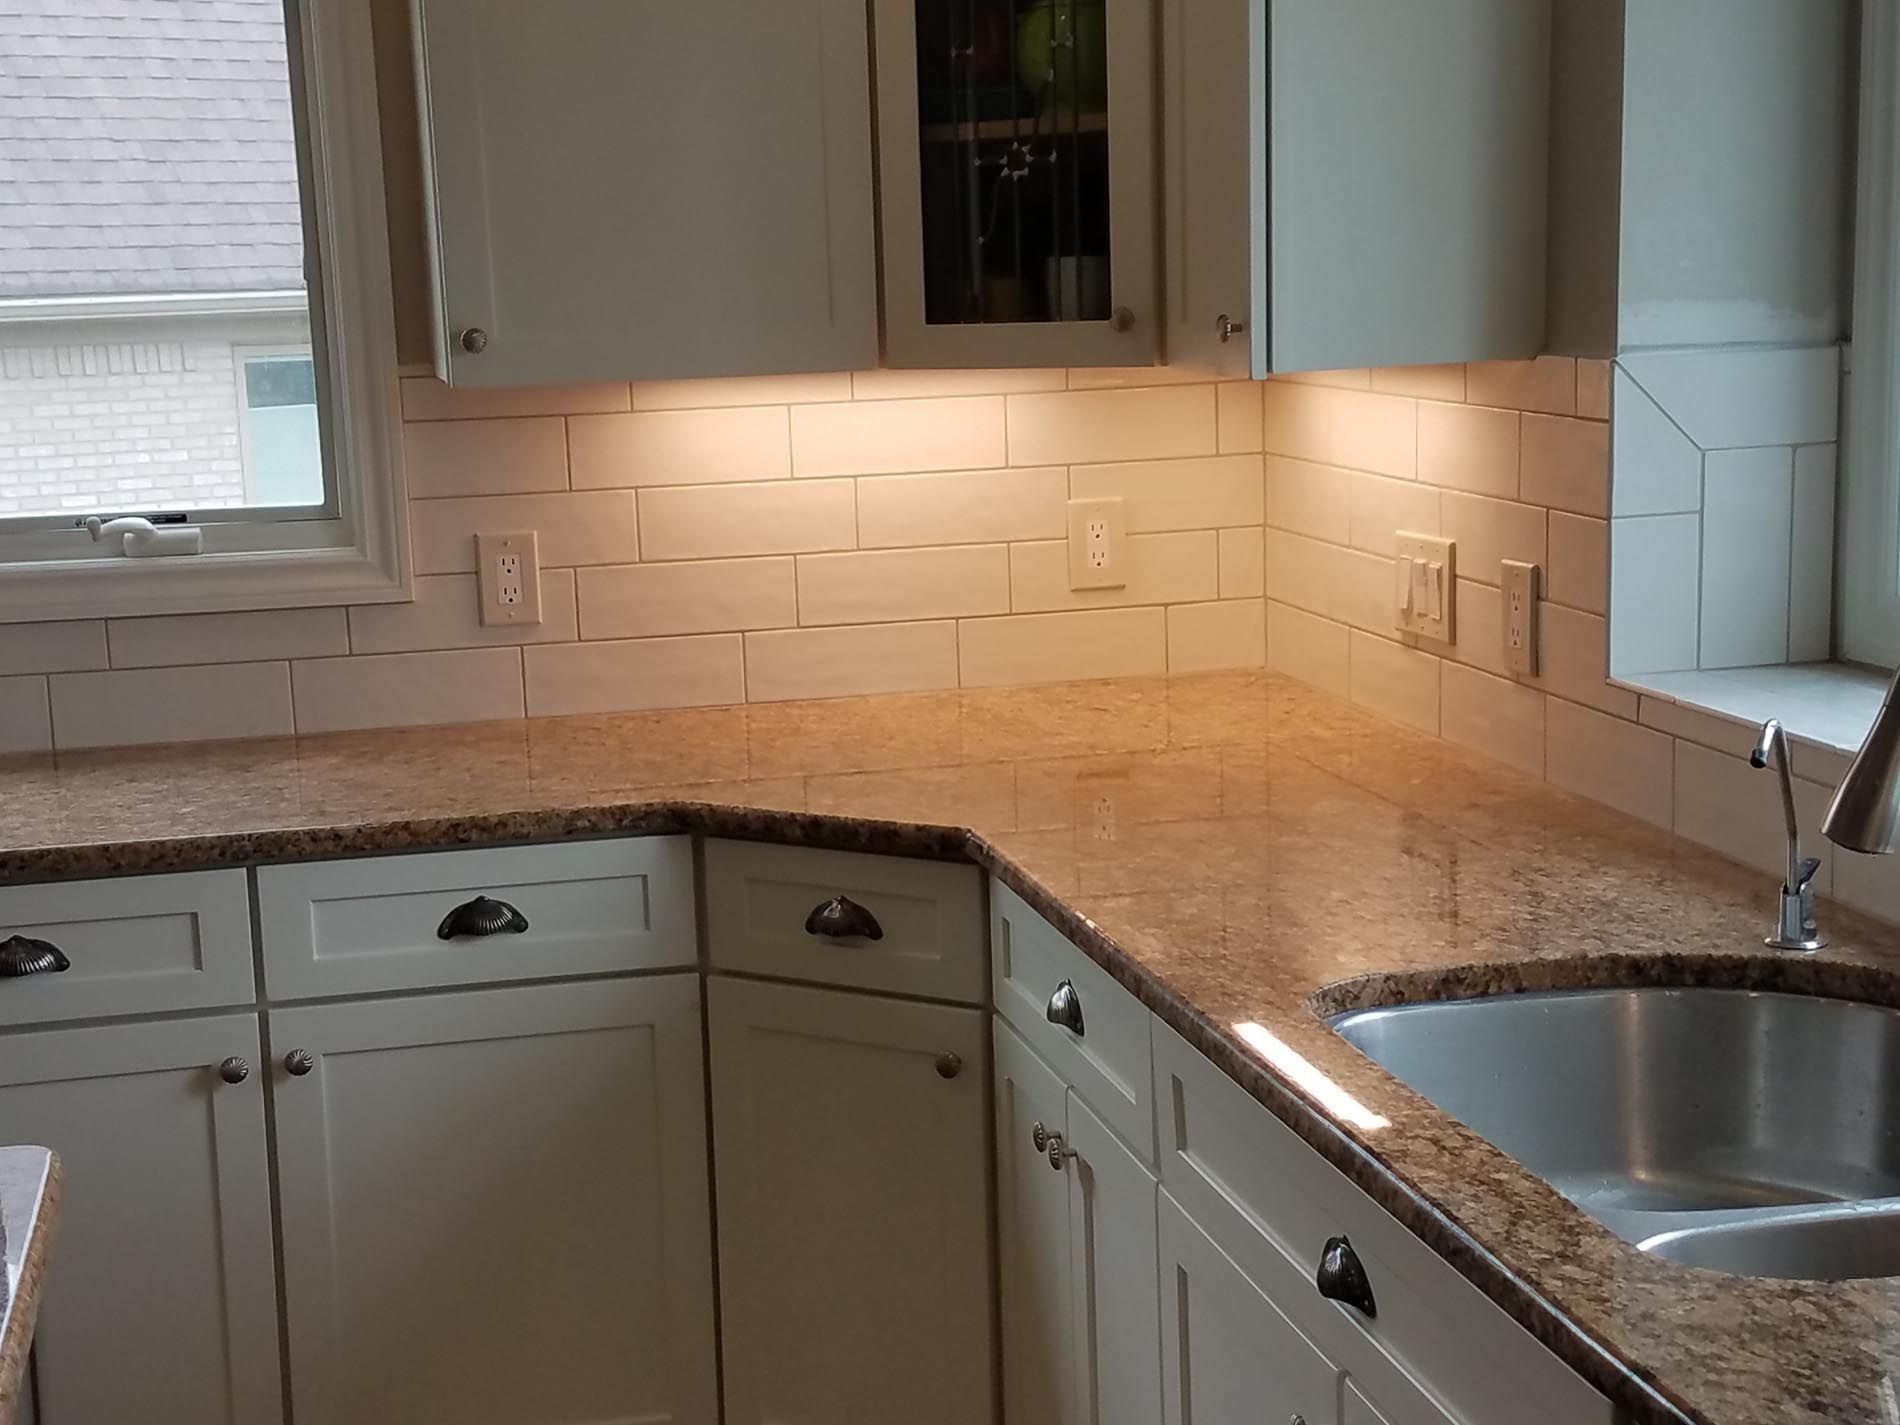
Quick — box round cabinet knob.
[1032,1121,1051,1153]
[1109,306,1135,333]
[934,1052,962,1080]
[1045,1132,1073,1172]
[457,327,489,355]
[283,1048,316,1077]
[1216,313,1246,344]
[217,1056,250,1085]
[1290,1416,1308,1425]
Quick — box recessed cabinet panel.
[1066,1089,1162,1425]
[875,0,1158,367]
[414,0,877,385]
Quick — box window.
[1841,0,1900,667]
[0,0,407,622]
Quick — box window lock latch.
[83,516,203,559]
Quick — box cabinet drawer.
[1152,1022,1614,1425]
[0,869,254,1026]
[257,837,695,999]
[704,840,985,1003]
[992,879,1154,1161]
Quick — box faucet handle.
[1793,856,1823,894]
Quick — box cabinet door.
[271,976,718,1425]
[1158,1188,1342,1425]
[995,1020,1076,1425]
[1067,1091,1161,1425]
[0,1015,282,1425]
[414,0,877,386]
[709,975,992,1425]
[873,0,1159,367]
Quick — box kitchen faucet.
[1750,719,1826,951]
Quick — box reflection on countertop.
[3,670,1900,1425]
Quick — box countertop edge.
[0,1149,60,1425]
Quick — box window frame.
[232,342,332,512]
[0,0,409,623]
[1840,0,1900,668]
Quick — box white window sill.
[1617,662,1889,757]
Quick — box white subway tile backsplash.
[0,676,50,754]
[411,490,639,574]
[1576,360,1611,421]
[799,545,1011,625]
[1329,389,1418,479]
[629,373,852,410]
[292,648,524,733]
[1448,578,1506,678]
[1217,382,1265,454]
[1546,697,1673,828]
[1007,386,1217,466]
[1440,663,1544,777]
[108,608,349,669]
[1071,454,1265,532]
[849,369,1065,400]
[959,607,1167,687]
[1610,369,1702,517]
[856,467,1068,548]
[1464,357,1576,415]
[1699,447,1793,669]
[1218,527,1265,599]
[1520,414,1609,516]
[1417,401,1517,497]
[1266,602,1350,699]
[1534,605,1637,720]
[399,377,630,421]
[792,397,1006,477]
[1546,513,1608,614]
[569,407,791,488]
[1673,737,1833,886]
[1168,600,1266,673]
[1065,366,1212,390]
[1617,346,1838,449]
[1276,369,1372,391]
[1790,444,1837,662]
[1347,471,1441,557]
[1610,514,1701,675]
[1261,380,1332,464]
[746,621,959,702]
[1370,365,1465,402]
[577,559,795,640]
[404,417,570,498]
[523,636,744,716]
[1266,458,1351,544]
[1348,631,1439,734]
[0,620,108,676]
[1439,491,1546,585]
[350,572,580,654]
[638,479,854,561]
[1009,532,1217,613]
[52,662,294,748]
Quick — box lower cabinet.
[270,975,719,1425]
[0,1014,284,1425]
[707,974,993,1425]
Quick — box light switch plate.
[1067,497,1127,590]
[1502,559,1539,675]
[1394,531,1455,644]
[477,531,543,628]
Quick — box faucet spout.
[1751,718,1825,952]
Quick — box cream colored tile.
[400,378,630,421]
[523,635,744,716]
[959,607,1167,687]
[1348,471,1441,557]
[1448,578,1507,677]
[291,648,523,733]
[1348,630,1439,734]
[1070,455,1264,532]
[1674,737,1833,882]
[1217,382,1265,454]
[1440,663,1545,778]
[800,545,1010,625]
[1439,492,1546,585]
[108,608,349,668]
[638,479,854,561]
[1267,602,1350,699]
[1548,512,1608,614]
[1547,696,1673,828]
[1465,356,1577,415]
[1218,527,1265,599]
[1576,359,1611,420]
[629,373,852,410]
[1007,386,1217,466]
[1417,401,1519,497]
[1520,414,1609,516]
[577,559,794,640]
[1530,605,1638,718]
[792,397,1006,477]
[857,467,1067,548]
[51,662,293,748]
[1329,389,1417,479]
[1009,532,1218,612]
[411,491,639,574]
[1639,694,1765,762]
[568,407,790,488]
[1264,530,1392,634]
[1168,600,1266,673]
[1833,852,1900,928]
[404,417,569,497]
[1065,366,1209,389]
[746,621,959,701]
[1265,457,1351,543]
[1277,369,1372,390]
[350,572,579,653]
[850,369,1064,399]
[1371,365,1466,402]
[0,620,107,675]
[0,675,50,754]
[1261,380,1333,463]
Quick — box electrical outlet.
[1393,531,1456,643]
[1503,559,1539,675]
[477,531,543,628]
[1067,497,1127,590]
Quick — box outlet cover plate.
[1067,497,1127,590]
[1503,558,1539,675]
[1394,531,1455,643]
[477,530,543,628]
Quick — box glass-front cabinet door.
[873,0,1157,367]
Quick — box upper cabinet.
[871,0,1158,367]
[412,0,878,387]
[1164,0,1552,378]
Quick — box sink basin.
[1328,987,1900,1280]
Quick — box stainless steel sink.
[1328,987,1900,1280]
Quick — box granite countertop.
[2,670,1897,1425]
[0,1147,59,1425]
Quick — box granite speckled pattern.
[2,670,1899,1425]
[0,1148,59,1425]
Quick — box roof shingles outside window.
[0,0,307,300]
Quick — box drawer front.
[1152,1022,1615,1425]
[0,869,254,1026]
[257,837,696,999]
[991,879,1154,1161]
[704,840,985,1003]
